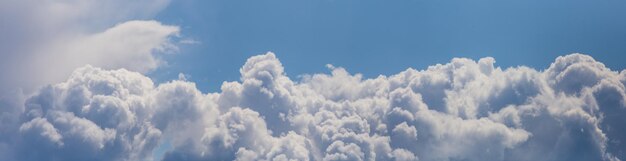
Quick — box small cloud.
[178,73,190,81]
[178,39,201,45]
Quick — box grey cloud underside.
[3,53,626,161]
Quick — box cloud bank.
[1,52,626,161]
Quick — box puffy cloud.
[2,52,625,161]
[13,65,161,161]
[0,3,180,158]
[18,117,63,147]
[0,1,184,161]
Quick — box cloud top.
[2,52,625,161]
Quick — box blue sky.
[151,0,626,92]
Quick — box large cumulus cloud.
[2,52,625,161]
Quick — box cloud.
[35,20,180,78]
[12,20,180,93]
[0,1,185,161]
[15,65,161,161]
[0,0,176,92]
[0,1,179,148]
[1,52,625,161]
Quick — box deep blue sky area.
[150,0,626,92]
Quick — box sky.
[150,0,626,92]
[1,0,626,161]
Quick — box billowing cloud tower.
[2,53,625,161]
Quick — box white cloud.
[0,0,176,92]
[15,65,161,161]
[0,2,179,153]
[45,20,179,73]
[1,52,625,161]
[18,20,180,92]
[0,1,192,161]
[18,117,63,147]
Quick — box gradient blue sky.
[150,0,626,92]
